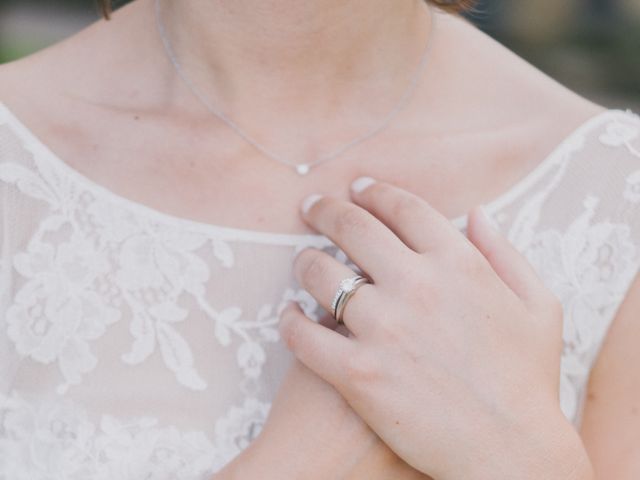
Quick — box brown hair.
[96,0,475,21]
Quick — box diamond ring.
[330,275,370,325]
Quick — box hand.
[218,355,431,480]
[279,178,593,480]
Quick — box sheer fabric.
[0,101,639,478]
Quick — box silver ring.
[330,275,370,325]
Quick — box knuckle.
[407,278,441,311]
[389,193,421,221]
[448,243,485,277]
[399,265,439,305]
[295,249,327,287]
[345,350,380,385]
[280,313,301,351]
[333,206,368,238]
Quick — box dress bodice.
[1,101,639,478]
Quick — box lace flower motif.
[214,397,270,464]
[113,224,212,390]
[6,233,121,394]
[0,392,97,479]
[0,391,224,480]
[94,415,218,479]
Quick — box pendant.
[296,164,310,176]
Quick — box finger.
[279,303,354,389]
[466,205,555,313]
[294,247,376,335]
[301,194,414,280]
[317,313,355,338]
[349,177,464,254]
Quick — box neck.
[154,0,433,159]
[158,0,431,111]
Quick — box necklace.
[154,0,435,176]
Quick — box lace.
[0,101,639,478]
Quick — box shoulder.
[425,11,607,142]
[0,0,159,164]
[0,0,153,117]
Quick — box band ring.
[330,275,370,325]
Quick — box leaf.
[122,314,155,364]
[157,322,206,390]
[0,162,58,206]
[212,239,234,268]
[259,327,279,343]
[215,322,231,347]
[214,307,242,346]
[148,301,189,324]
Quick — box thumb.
[466,205,553,313]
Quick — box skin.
[580,273,640,478]
[0,0,637,477]
[279,179,593,479]
[220,359,429,479]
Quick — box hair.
[96,0,475,21]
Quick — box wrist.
[454,405,593,480]
[513,408,594,480]
[219,435,336,480]
[215,438,295,480]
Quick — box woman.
[0,0,638,477]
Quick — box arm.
[213,359,431,480]
[580,272,640,478]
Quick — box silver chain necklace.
[154,0,435,176]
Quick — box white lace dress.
[0,100,639,479]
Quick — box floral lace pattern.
[0,158,295,394]
[1,103,639,478]
[0,390,269,479]
[7,232,121,395]
[521,195,638,419]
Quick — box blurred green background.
[0,0,639,109]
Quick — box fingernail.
[479,205,500,231]
[301,194,323,214]
[351,177,376,193]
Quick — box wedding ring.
[330,275,370,325]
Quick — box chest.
[37,105,554,236]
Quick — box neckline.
[0,100,624,246]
